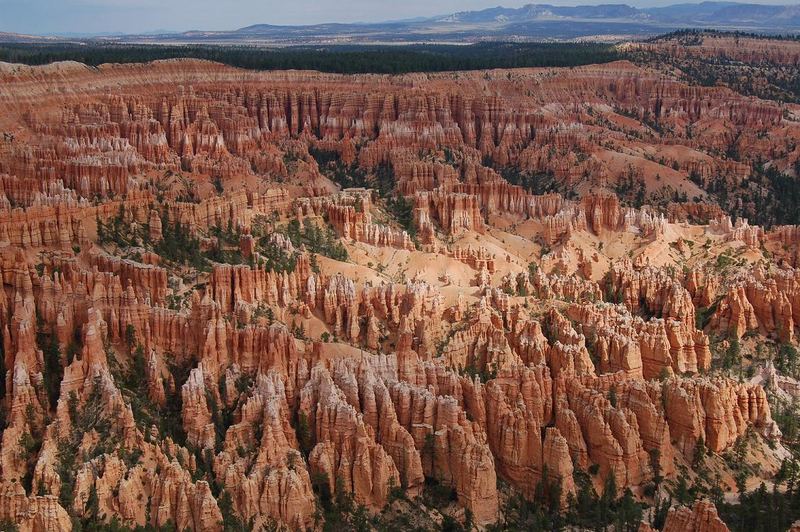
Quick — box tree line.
[0,42,620,73]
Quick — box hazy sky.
[0,0,794,35]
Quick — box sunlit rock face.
[0,50,794,530]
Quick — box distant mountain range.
[0,32,62,43]
[2,2,800,45]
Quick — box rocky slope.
[0,48,796,531]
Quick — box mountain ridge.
[1,1,799,44]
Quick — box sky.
[0,0,794,35]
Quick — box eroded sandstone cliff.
[0,54,795,531]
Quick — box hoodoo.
[0,26,797,532]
